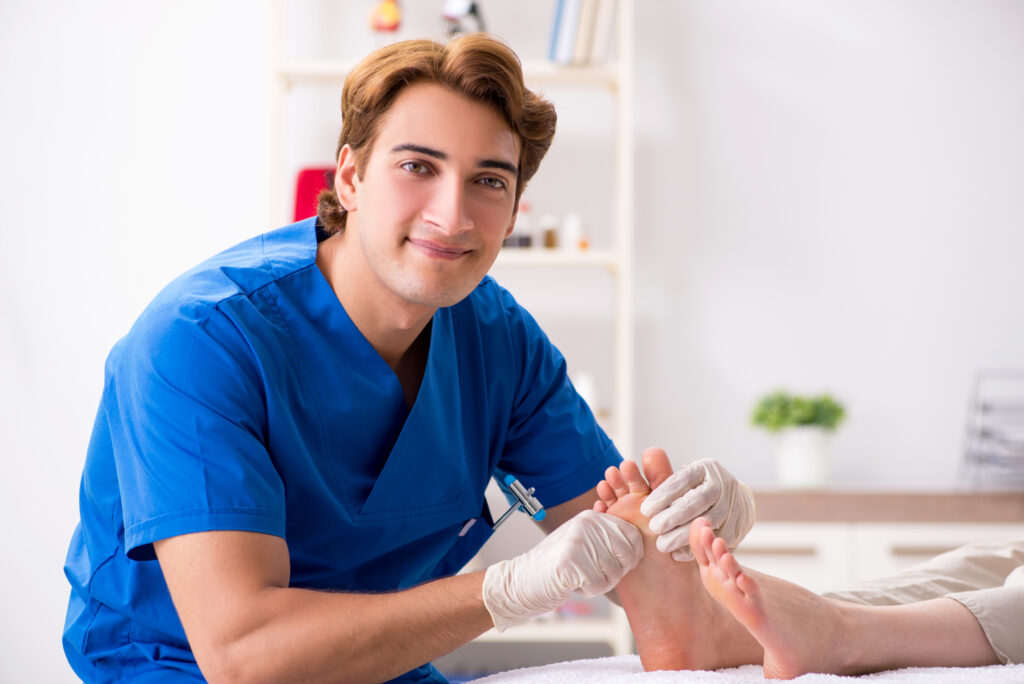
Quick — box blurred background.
[2,0,1023,680]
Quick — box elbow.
[196,640,277,684]
[197,653,246,684]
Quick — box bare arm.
[154,531,492,684]
[536,485,600,534]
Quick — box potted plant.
[752,391,846,488]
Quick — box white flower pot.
[776,426,830,489]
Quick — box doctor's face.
[337,82,520,311]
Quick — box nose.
[422,176,473,235]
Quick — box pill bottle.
[561,213,588,251]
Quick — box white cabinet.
[739,521,1024,595]
[851,522,1024,583]
[733,523,855,594]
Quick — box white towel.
[468,654,1024,683]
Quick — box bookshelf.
[267,0,636,663]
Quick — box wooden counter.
[751,490,1024,523]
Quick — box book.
[572,0,599,66]
[551,0,582,65]
[547,0,564,61]
[588,0,617,65]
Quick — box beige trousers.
[823,536,1024,665]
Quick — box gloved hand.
[639,458,756,561]
[482,510,643,631]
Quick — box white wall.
[630,0,1024,488]
[2,1,1022,681]
[1,2,269,681]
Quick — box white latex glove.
[482,510,643,631]
[639,458,756,561]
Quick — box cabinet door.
[735,523,855,594]
[852,523,1024,583]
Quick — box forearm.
[204,571,491,684]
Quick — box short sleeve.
[105,300,286,560]
[494,288,622,508]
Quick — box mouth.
[407,237,472,261]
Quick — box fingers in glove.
[648,477,722,534]
[639,459,707,518]
[654,520,692,555]
[697,492,731,531]
[598,513,644,568]
[671,548,696,562]
[575,513,643,596]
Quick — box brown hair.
[316,33,557,235]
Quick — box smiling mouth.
[407,238,472,261]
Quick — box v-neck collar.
[295,220,469,520]
[307,220,439,411]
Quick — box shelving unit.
[268,0,635,662]
[744,491,1024,594]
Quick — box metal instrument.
[493,474,546,529]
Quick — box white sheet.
[468,654,1024,683]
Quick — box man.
[63,34,754,683]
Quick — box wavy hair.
[316,33,557,235]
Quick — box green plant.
[751,391,846,432]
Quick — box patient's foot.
[690,518,854,679]
[595,448,761,672]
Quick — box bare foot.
[594,449,762,672]
[690,518,854,679]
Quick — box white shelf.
[494,249,620,270]
[276,59,621,91]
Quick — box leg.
[823,536,1024,665]
[690,519,1000,678]
[596,449,762,671]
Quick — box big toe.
[641,447,674,490]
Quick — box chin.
[397,278,479,309]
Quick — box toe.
[734,571,760,601]
[605,465,629,498]
[711,536,730,564]
[689,518,711,558]
[699,525,717,560]
[691,528,710,566]
[719,547,744,582]
[640,447,674,490]
[620,459,651,496]
[596,480,617,507]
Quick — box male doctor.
[63,34,754,683]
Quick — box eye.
[400,160,431,175]
[477,176,507,190]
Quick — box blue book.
[552,0,582,65]
[548,0,565,61]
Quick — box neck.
[315,229,435,372]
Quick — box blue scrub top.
[63,218,621,683]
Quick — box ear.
[335,144,359,212]
[504,209,518,239]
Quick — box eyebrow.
[390,143,518,176]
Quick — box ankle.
[831,601,875,675]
